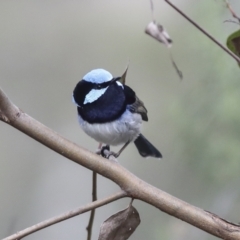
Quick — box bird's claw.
[100,145,118,161]
[100,145,110,157]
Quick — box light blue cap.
[83,69,113,84]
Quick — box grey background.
[1,0,240,239]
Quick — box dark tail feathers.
[134,134,162,158]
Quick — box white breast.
[78,110,142,146]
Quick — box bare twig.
[165,0,240,64]
[86,171,97,240]
[3,191,126,240]
[1,87,240,239]
[169,50,183,80]
[149,0,155,22]
[85,143,102,240]
[224,19,240,25]
[225,0,240,23]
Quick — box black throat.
[76,81,127,123]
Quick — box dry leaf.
[98,205,140,240]
[145,21,172,48]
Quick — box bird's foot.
[100,145,118,162]
[100,145,110,157]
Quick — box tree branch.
[3,191,126,240]
[1,86,240,239]
[165,0,240,64]
[86,171,97,240]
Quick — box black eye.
[96,84,101,89]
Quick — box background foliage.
[0,0,240,239]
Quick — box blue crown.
[83,69,113,84]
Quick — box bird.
[72,68,162,159]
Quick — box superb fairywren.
[72,69,162,158]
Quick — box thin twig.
[149,0,155,22]
[129,198,134,206]
[165,0,240,64]
[224,19,240,25]
[225,0,240,23]
[3,191,127,240]
[86,171,97,240]
[85,143,102,240]
[169,50,183,80]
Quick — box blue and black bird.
[72,69,162,158]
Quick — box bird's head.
[72,69,122,107]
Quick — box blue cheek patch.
[83,87,109,104]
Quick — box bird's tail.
[134,134,162,158]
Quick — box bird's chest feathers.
[78,84,126,123]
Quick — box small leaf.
[226,29,240,66]
[145,21,182,79]
[119,65,129,85]
[98,205,140,240]
[145,21,172,48]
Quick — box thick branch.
[1,87,240,240]
[3,191,126,240]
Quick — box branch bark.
[1,86,240,240]
[3,191,126,240]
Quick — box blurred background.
[1,0,240,239]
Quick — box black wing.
[124,85,148,121]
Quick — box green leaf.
[226,29,240,66]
